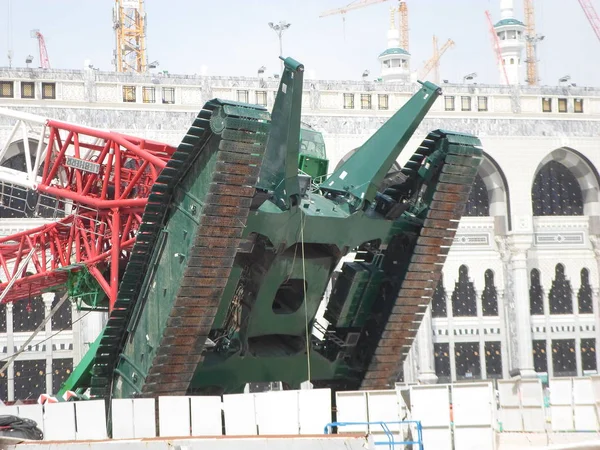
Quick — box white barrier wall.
[452,383,496,450]
[498,379,545,432]
[4,377,600,443]
[411,384,452,450]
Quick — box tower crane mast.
[114,0,147,73]
[320,0,409,51]
[523,0,539,85]
[419,36,454,83]
[577,0,600,44]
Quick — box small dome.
[494,18,525,27]
[379,47,410,58]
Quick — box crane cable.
[300,210,311,385]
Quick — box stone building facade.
[0,66,598,399]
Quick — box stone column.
[6,303,14,401]
[496,235,536,378]
[42,292,55,394]
[497,288,510,378]
[417,306,437,384]
[510,245,536,377]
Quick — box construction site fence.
[2,376,600,449]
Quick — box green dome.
[379,47,410,58]
[494,18,525,27]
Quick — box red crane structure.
[0,108,175,310]
[577,0,600,43]
[30,29,50,69]
[485,10,510,85]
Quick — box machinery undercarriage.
[0,57,483,400]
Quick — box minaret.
[494,0,526,85]
[379,7,411,83]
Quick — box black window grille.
[578,268,593,314]
[464,174,490,217]
[581,338,597,373]
[532,161,583,216]
[533,340,548,373]
[14,360,46,401]
[552,339,577,377]
[485,341,503,378]
[529,269,544,315]
[451,265,477,317]
[431,276,447,318]
[455,342,481,380]
[549,264,573,314]
[481,269,498,316]
[434,343,451,382]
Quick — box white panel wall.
[452,383,496,450]
[410,384,452,450]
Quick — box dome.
[494,18,525,27]
[378,47,410,58]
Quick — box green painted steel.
[320,81,441,208]
[66,56,483,398]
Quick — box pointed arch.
[464,152,511,229]
[532,147,600,216]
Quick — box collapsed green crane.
[61,56,482,398]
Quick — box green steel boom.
[63,57,483,398]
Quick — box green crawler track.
[90,99,269,398]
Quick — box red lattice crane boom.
[30,30,50,69]
[485,10,510,85]
[0,108,175,310]
[577,0,600,43]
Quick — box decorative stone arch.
[0,138,41,167]
[465,152,511,229]
[533,147,600,216]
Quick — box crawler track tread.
[360,132,482,389]
[89,99,268,398]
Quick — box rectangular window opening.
[162,87,175,104]
[542,97,552,112]
[123,86,136,103]
[574,98,584,113]
[42,82,56,99]
[478,96,488,112]
[21,82,35,99]
[485,341,503,379]
[237,90,249,103]
[255,91,267,106]
[434,343,451,383]
[378,94,389,110]
[142,87,155,103]
[461,96,472,111]
[558,98,568,113]
[444,96,455,111]
[343,93,354,109]
[361,94,372,110]
[0,81,15,98]
[455,342,481,380]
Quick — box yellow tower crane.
[418,36,455,83]
[320,0,409,52]
[523,0,540,85]
[114,0,147,73]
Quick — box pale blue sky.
[1,0,597,86]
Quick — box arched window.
[481,270,498,316]
[464,174,490,217]
[0,150,61,219]
[549,264,573,314]
[451,265,477,317]
[431,276,447,318]
[532,161,584,216]
[529,269,544,315]
[578,268,593,314]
